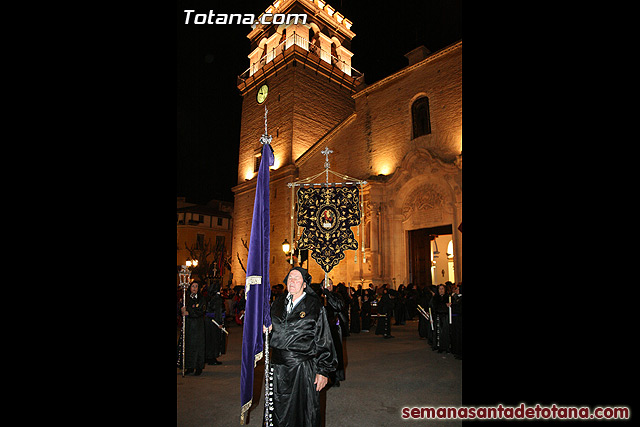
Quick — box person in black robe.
[394,284,407,325]
[267,267,337,427]
[348,286,360,334]
[450,283,462,359]
[336,282,351,338]
[204,281,225,365]
[416,285,432,340]
[320,278,346,387]
[182,281,206,375]
[360,293,372,332]
[375,285,387,335]
[378,287,395,338]
[429,284,451,353]
[406,283,418,320]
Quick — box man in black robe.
[204,281,225,365]
[377,287,395,338]
[450,283,462,359]
[321,278,346,387]
[429,284,451,353]
[348,287,360,334]
[394,284,407,325]
[360,293,372,332]
[266,267,337,427]
[182,281,206,375]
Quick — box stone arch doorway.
[408,224,453,288]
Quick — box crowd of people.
[177,268,462,426]
[177,274,462,376]
[176,280,227,375]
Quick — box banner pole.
[263,329,272,426]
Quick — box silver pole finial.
[260,105,272,145]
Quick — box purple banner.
[240,141,274,423]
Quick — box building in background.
[177,197,234,286]
[231,0,461,289]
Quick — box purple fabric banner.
[240,142,274,424]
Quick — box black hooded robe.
[349,295,360,333]
[322,287,346,384]
[204,285,226,362]
[269,289,337,427]
[376,293,393,336]
[360,298,372,331]
[430,292,451,352]
[184,294,206,370]
[450,293,462,358]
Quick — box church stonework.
[231,0,461,289]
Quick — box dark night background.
[177,0,462,204]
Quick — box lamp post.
[178,264,192,377]
[179,259,198,377]
[282,239,293,265]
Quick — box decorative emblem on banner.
[296,186,361,273]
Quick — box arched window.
[412,96,431,138]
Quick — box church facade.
[231,0,462,290]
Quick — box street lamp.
[178,264,192,377]
[282,239,296,265]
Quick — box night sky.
[176,0,462,205]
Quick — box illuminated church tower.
[231,0,463,290]
[232,0,362,286]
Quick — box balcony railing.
[238,32,364,85]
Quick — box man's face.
[287,270,306,296]
[190,282,199,294]
[438,286,445,295]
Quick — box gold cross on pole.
[320,146,333,182]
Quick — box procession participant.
[375,285,388,336]
[450,283,462,359]
[430,284,451,353]
[265,267,337,427]
[204,281,225,365]
[182,281,207,375]
[360,292,372,332]
[406,283,418,320]
[335,282,351,338]
[394,284,407,325]
[321,277,346,387]
[348,286,361,334]
[377,287,395,338]
[233,288,246,325]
